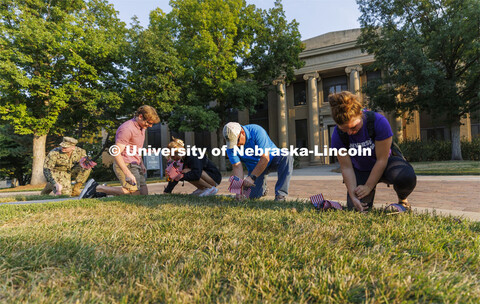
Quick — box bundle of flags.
[310,193,343,211]
[166,160,184,181]
[79,157,97,170]
[228,175,252,198]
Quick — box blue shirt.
[226,124,278,173]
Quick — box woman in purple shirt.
[329,91,416,212]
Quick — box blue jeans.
[249,155,294,199]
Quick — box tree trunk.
[451,121,463,160]
[217,128,226,171]
[30,134,47,185]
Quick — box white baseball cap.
[223,122,243,149]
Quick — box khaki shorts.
[113,163,146,192]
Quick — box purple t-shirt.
[115,118,145,164]
[331,111,393,171]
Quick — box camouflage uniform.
[41,146,92,196]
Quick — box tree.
[124,10,182,122]
[0,0,128,184]
[0,124,32,185]
[357,0,480,160]
[168,0,304,169]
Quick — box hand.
[350,195,368,212]
[54,183,62,195]
[355,185,372,199]
[140,163,147,175]
[243,176,255,188]
[182,168,191,173]
[174,173,184,182]
[125,171,137,186]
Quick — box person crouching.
[163,137,221,196]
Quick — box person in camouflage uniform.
[41,137,92,196]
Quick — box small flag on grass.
[228,176,252,198]
[310,193,343,211]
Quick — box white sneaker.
[191,188,204,196]
[199,187,218,197]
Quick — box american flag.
[79,157,97,169]
[310,193,325,210]
[228,176,243,195]
[166,162,182,180]
[323,200,343,210]
[228,176,252,198]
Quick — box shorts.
[113,163,147,192]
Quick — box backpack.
[337,111,405,160]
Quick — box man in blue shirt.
[223,122,293,201]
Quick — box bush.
[89,164,117,182]
[398,137,480,162]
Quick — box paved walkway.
[1,165,479,220]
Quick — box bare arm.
[338,154,368,211]
[355,137,392,199]
[114,143,136,185]
[232,162,244,179]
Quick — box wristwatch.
[249,174,257,181]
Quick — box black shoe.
[92,192,107,198]
[79,179,98,199]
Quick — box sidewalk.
[2,165,479,220]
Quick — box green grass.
[0,194,70,204]
[411,160,480,175]
[0,195,479,303]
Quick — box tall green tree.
[0,0,128,185]
[0,124,32,185]
[357,0,480,160]
[124,9,182,122]
[168,0,303,169]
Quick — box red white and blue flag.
[310,193,343,211]
[228,176,252,198]
[166,161,183,180]
[310,193,325,210]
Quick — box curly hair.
[328,91,363,125]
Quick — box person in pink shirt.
[80,105,160,198]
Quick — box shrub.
[398,137,480,162]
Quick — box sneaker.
[79,179,98,199]
[92,192,107,198]
[191,188,204,196]
[199,187,219,197]
[275,195,286,201]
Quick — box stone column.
[304,72,321,165]
[322,124,330,165]
[273,78,288,148]
[345,65,363,95]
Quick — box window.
[323,76,347,102]
[250,97,269,133]
[295,119,308,148]
[294,82,306,106]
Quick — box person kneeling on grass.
[79,105,160,198]
[223,122,293,201]
[329,91,417,212]
[163,137,221,196]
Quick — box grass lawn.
[0,194,70,204]
[0,195,479,303]
[410,160,480,175]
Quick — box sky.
[108,0,362,40]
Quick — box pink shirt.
[115,118,145,164]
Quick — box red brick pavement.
[148,177,480,213]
